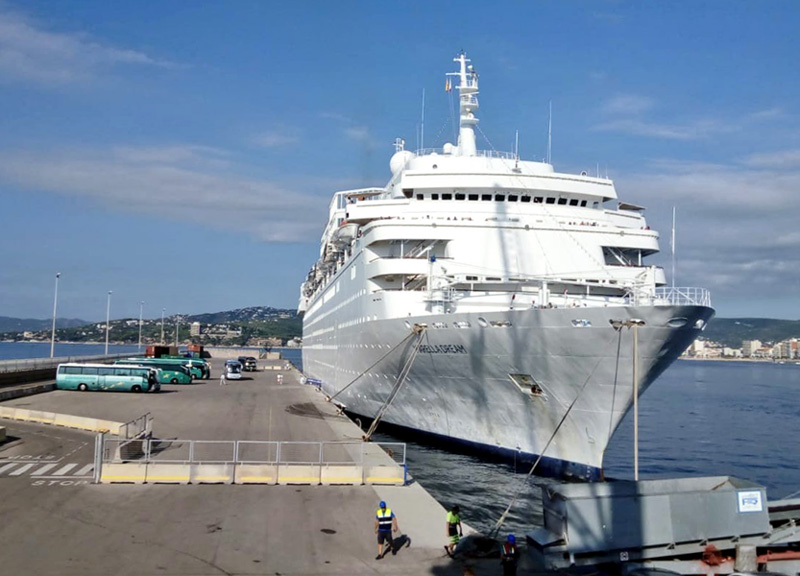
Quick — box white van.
[224,360,243,380]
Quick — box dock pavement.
[0,353,534,575]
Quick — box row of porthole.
[397,316,707,331]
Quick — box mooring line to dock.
[489,328,623,539]
[363,325,428,441]
[326,324,425,404]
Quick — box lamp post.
[175,316,180,346]
[105,291,112,355]
[161,308,165,345]
[610,318,646,481]
[50,272,61,358]
[138,301,145,352]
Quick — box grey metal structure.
[528,476,800,571]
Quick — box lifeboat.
[331,221,360,247]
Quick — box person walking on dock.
[219,371,226,386]
[445,504,462,558]
[500,534,519,576]
[374,500,398,559]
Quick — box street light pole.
[175,316,179,346]
[50,272,61,358]
[610,318,646,482]
[105,290,112,355]
[161,308,165,345]
[138,301,145,352]
[633,323,639,481]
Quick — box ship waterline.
[303,303,713,479]
[299,52,713,478]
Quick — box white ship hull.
[302,303,713,479]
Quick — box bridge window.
[442,193,452,200]
[558,198,567,205]
[580,200,587,207]
[508,194,518,202]
[495,194,505,202]
[468,194,478,201]
[569,199,579,206]
[482,194,492,201]
[546,197,555,204]
[403,189,413,198]
[521,195,531,203]
[456,193,466,200]
[534,197,543,203]
[432,193,439,200]
[416,194,424,200]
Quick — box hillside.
[700,317,800,348]
[0,316,88,333]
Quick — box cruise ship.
[298,53,714,479]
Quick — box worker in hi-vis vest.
[374,500,398,560]
[500,533,519,576]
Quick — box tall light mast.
[447,53,479,157]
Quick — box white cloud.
[593,94,744,141]
[618,155,800,310]
[747,107,785,121]
[0,144,328,242]
[743,149,800,169]
[344,126,370,141]
[601,94,654,115]
[0,9,173,85]
[252,129,300,148]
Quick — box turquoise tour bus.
[115,359,192,384]
[125,357,207,380]
[163,355,211,379]
[56,363,161,393]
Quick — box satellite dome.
[390,150,415,174]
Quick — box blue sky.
[1,1,798,322]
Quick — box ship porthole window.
[432,164,438,169]
[477,317,488,327]
[667,317,688,328]
[695,319,707,330]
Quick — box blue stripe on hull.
[349,411,603,482]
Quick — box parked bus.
[163,355,211,379]
[56,363,160,393]
[116,359,193,384]
[128,357,208,380]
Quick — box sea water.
[283,349,800,535]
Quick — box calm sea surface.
[4,344,798,535]
[0,341,142,360]
[282,351,800,535]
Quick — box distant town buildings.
[683,337,799,360]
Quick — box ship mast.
[447,52,479,157]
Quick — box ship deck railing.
[647,287,712,307]
[415,147,517,160]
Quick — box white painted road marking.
[73,464,94,476]
[1,462,92,478]
[9,463,36,476]
[51,463,78,476]
[31,463,59,476]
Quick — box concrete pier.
[0,354,517,575]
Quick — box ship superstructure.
[298,53,713,479]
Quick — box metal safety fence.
[96,437,407,486]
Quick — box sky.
[0,1,798,322]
